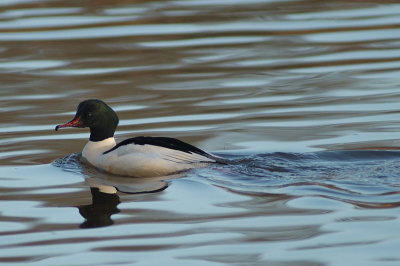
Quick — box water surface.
[1,0,400,265]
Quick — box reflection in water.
[2,0,400,264]
[54,153,181,228]
[85,175,170,194]
[78,187,120,229]
[79,174,171,228]
[54,149,400,229]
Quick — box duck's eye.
[87,112,92,118]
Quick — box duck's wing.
[103,136,231,165]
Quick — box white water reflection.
[307,28,400,43]
[0,60,66,70]
[121,113,241,126]
[0,15,136,29]
[3,19,398,41]
[287,4,400,19]
[0,24,201,40]
[0,7,82,18]
[139,36,269,48]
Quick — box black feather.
[104,136,210,156]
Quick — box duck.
[55,99,231,177]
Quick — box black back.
[103,136,211,156]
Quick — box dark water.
[1,0,400,265]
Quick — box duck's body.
[56,99,230,178]
[82,136,228,177]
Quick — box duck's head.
[55,99,119,142]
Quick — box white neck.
[82,137,116,161]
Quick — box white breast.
[82,138,217,178]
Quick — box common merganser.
[55,99,231,177]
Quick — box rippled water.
[1,0,400,265]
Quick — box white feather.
[82,137,219,178]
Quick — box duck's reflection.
[78,187,121,228]
[76,173,183,229]
[54,153,187,228]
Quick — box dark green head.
[55,99,119,142]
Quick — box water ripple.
[1,1,400,265]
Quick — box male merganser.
[55,99,230,177]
